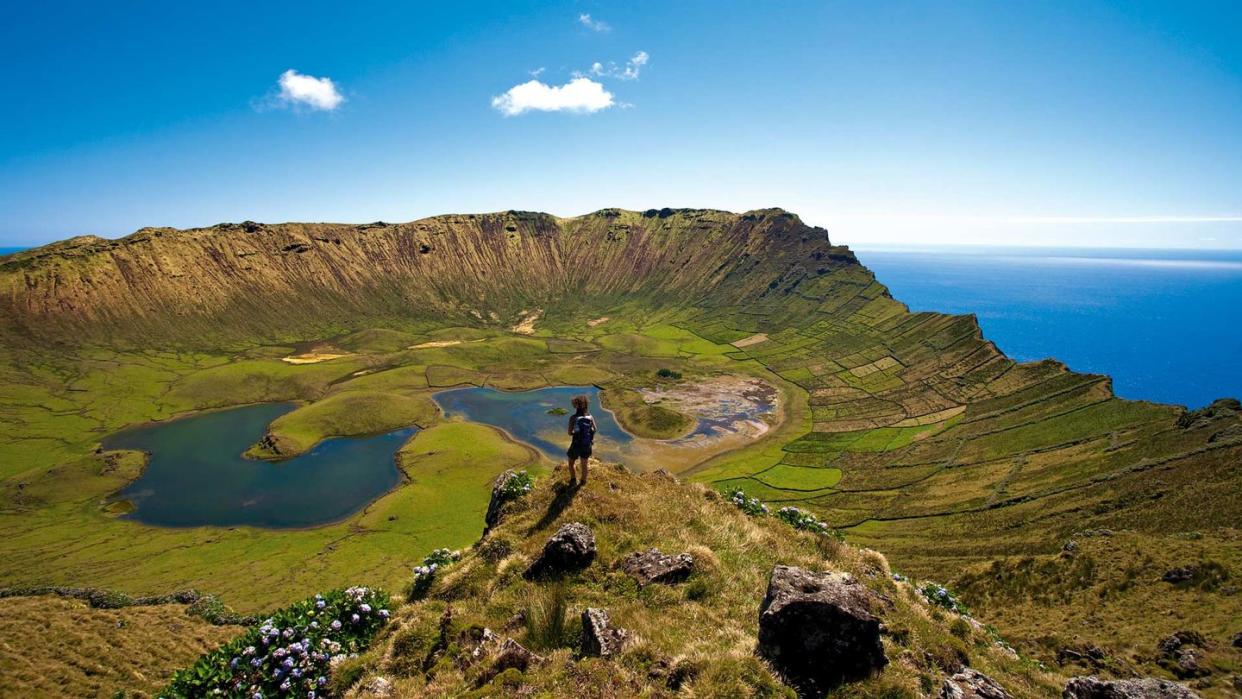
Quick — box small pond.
[433,381,777,470]
[105,403,415,528]
[433,385,632,462]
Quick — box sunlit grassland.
[0,321,776,612]
[0,595,243,698]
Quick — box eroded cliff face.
[0,208,855,345]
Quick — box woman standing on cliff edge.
[567,394,596,485]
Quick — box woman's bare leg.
[577,457,588,484]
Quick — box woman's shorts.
[567,444,592,460]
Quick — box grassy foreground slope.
[339,464,1060,698]
[1,208,1240,690]
[0,595,242,697]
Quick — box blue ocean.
[855,247,1242,408]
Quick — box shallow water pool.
[106,403,415,528]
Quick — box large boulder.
[581,607,629,658]
[620,548,695,586]
[756,565,886,695]
[940,669,1013,699]
[523,522,596,579]
[1062,676,1201,699]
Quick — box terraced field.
[1,208,1239,688]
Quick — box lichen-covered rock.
[483,470,518,535]
[756,565,886,694]
[940,668,1013,699]
[1157,630,1205,657]
[524,522,596,579]
[581,607,629,658]
[619,548,694,586]
[1062,676,1201,699]
[356,676,394,697]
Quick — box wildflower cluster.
[729,489,769,516]
[776,506,845,541]
[920,582,969,614]
[495,470,535,502]
[411,548,462,598]
[162,586,390,698]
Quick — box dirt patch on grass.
[512,309,542,335]
[408,339,486,349]
[281,351,352,364]
[731,333,769,348]
[587,316,610,327]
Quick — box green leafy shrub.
[162,586,391,698]
[495,470,535,502]
[656,368,682,379]
[775,506,844,540]
[920,582,969,615]
[411,548,462,598]
[728,489,769,516]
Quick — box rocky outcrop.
[492,638,541,674]
[581,608,628,658]
[1156,630,1210,679]
[940,669,1013,699]
[1062,676,1200,699]
[619,548,694,586]
[356,676,394,697]
[523,522,596,579]
[483,469,517,536]
[1161,567,1198,584]
[756,565,886,694]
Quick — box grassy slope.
[341,465,1061,698]
[0,595,242,698]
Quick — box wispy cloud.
[578,13,610,32]
[589,51,649,81]
[272,69,344,111]
[491,77,614,116]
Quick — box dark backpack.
[572,414,596,447]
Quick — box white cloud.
[590,51,649,81]
[529,67,545,78]
[578,13,610,32]
[491,77,615,116]
[276,69,344,111]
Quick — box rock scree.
[581,607,629,658]
[756,565,887,695]
[940,669,1013,699]
[523,522,597,580]
[1062,676,1201,699]
[619,548,695,586]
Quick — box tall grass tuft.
[524,583,579,650]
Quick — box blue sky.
[2,1,1241,248]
